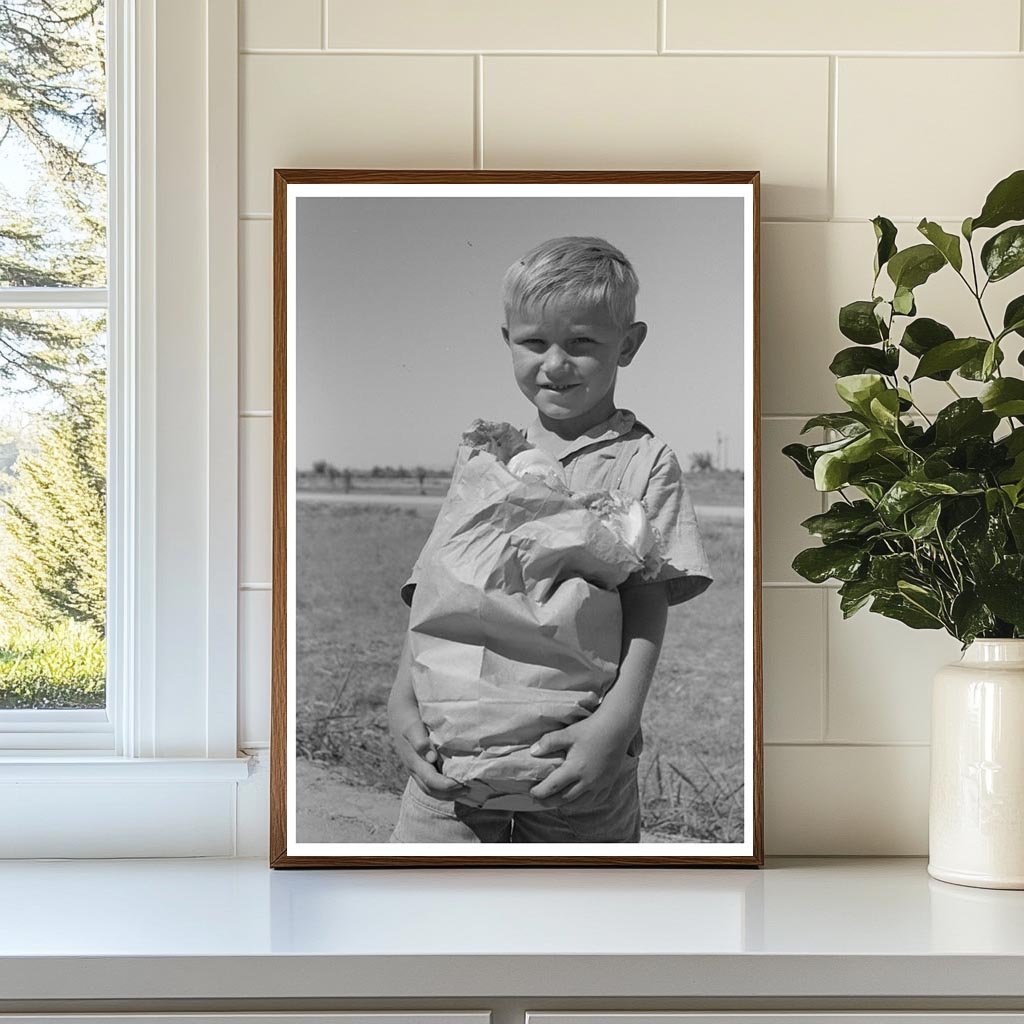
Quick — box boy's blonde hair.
[501,236,639,328]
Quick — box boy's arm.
[388,634,469,801]
[529,581,669,805]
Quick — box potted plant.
[784,169,1024,889]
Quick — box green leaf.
[838,578,877,617]
[933,399,999,445]
[959,343,1004,381]
[982,341,1000,381]
[872,216,898,277]
[900,318,955,362]
[981,225,1024,282]
[911,337,988,381]
[970,168,1024,232]
[839,300,887,345]
[892,286,916,316]
[962,216,974,241]
[917,219,963,272]
[950,593,996,644]
[800,413,865,435]
[1003,295,1024,339]
[868,552,914,587]
[976,577,1024,629]
[871,594,944,630]
[868,389,901,431]
[887,244,946,291]
[800,501,879,543]
[836,373,886,414]
[980,378,1024,418]
[782,442,815,479]
[814,450,850,491]
[877,479,958,524]
[908,500,943,539]
[792,543,866,584]
[829,345,899,378]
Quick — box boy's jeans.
[390,751,641,843]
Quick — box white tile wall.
[762,589,825,743]
[241,0,321,50]
[483,56,831,220]
[239,417,272,587]
[240,220,272,412]
[236,2,1022,854]
[836,58,1024,221]
[327,0,658,52]
[665,0,1021,53]
[240,55,474,213]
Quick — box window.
[0,1,111,747]
[0,0,246,857]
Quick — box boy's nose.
[540,348,570,375]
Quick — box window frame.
[0,0,247,857]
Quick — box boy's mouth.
[540,383,580,392]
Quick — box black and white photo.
[271,171,762,867]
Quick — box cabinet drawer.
[528,1016,1024,1024]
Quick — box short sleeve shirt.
[523,408,713,606]
[402,408,713,607]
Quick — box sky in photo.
[295,195,746,472]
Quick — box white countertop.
[1,857,1023,1001]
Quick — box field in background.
[295,496,745,843]
[298,468,744,507]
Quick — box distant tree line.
[301,463,452,494]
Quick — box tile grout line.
[474,55,484,169]
[827,55,838,221]
[321,0,328,50]
[820,587,830,743]
[1021,0,1024,51]
[237,47,1024,57]
[765,740,931,748]
[657,0,666,53]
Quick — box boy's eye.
[571,337,596,346]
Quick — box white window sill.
[0,755,252,782]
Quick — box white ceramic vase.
[929,639,1024,889]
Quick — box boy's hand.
[527,709,633,807]
[389,686,468,802]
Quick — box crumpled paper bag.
[407,443,658,810]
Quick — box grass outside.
[0,620,105,709]
[296,499,745,843]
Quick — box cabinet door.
[528,1016,1024,1024]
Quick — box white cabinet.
[528,1017,1024,1024]
[0,1017,490,1024]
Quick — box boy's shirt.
[523,408,713,606]
[402,408,712,607]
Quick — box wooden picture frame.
[271,170,762,867]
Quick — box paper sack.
[405,426,661,810]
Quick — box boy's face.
[501,296,647,429]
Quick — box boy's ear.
[618,321,648,366]
[501,325,510,347]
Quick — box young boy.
[388,236,712,843]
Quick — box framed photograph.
[270,170,762,867]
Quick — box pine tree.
[0,0,106,395]
[0,370,105,633]
[0,1,106,642]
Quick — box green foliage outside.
[784,170,1024,645]
[0,1,107,707]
